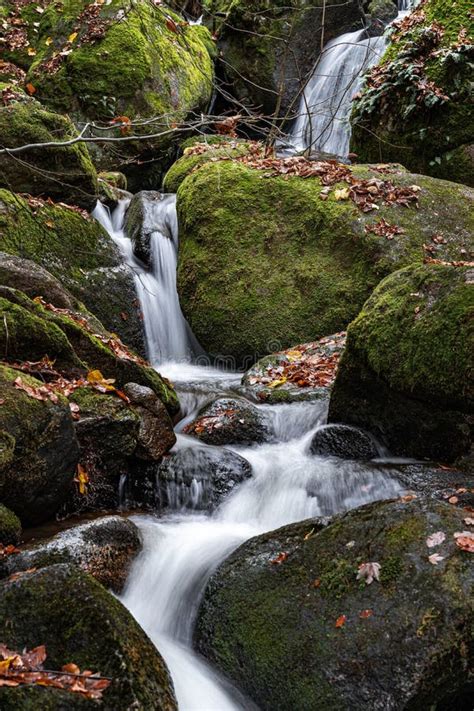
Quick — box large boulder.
[0,92,97,209]
[3,0,215,186]
[0,564,177,710]
[0,516,141,593]
[204,0,364,116]
[184,397,268,445]
[351,0,474,185]
[0,189,144,354]
[157,445,252,510]
[328,263,473,462]
[176,156,473,364]
[0,365,79,526]
[310,424,379,460]
[196,498,474,710]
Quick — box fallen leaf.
[270,552,288,565]
[25,83,36,95]
[45,36,53,45]
[334,187,350,201]
[428,553,444,565]
[359,609,373,619]
[304,528,315,541]
[356,562,381,585]
[464,517,474,526]
[68,31,78,42]
[312,578,321,588]
[74,464,89,495]
[426,531,446,548]
[399,493,417,503]
[454,532,474,553]
[335,614,347,628]
[345,540,355,549]
[448,496,459,505]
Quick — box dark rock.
[0,365,79,526]
[310,424,379,460]
[185,397,268,446]
[0,252,76,310]
[0,504,21,545]
[0,516,141,593]
[328,264,473,462]
[125,191,177,267]
[0,564,177,710]
[124,383,177,460]
[196,498,473,711]
[157,446,252,510]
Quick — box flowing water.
[283,0,417,158]
[92,5,421,705]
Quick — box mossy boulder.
[185,397,268,445]
[0,516,141,593]
[196,498,474,710]
[203,0,363,116]
[0,504,21,545]
[328,263,474,462]
[367,0,397,24]
[0,94,97,208]
[7,0,214,185]
[351,0,474,185]
[176,158,473,364]
[0,189,144,353]
[0,365,79,526]
[0,564,177,710]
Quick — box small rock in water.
[184,397,269,446]
[310,424,379,460]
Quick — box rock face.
[351,0,474,185]
[157,445,252,510]
[176,156,473,364]
[0,94,97,209]
[0,516,141,593]
[205,0,364,116]
[5,0,214,187]
[196,498,474,711]
[0,564,177,710]
[0,365,79,526]
[310,424,379,460]
[328,263,473,462]
[0,189,144,354]
[0,252,78,311]
[185,398,268,446]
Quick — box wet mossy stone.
[176,159,473,365]
[0,516,141,593]
[310,424,379,460]
[18,0,214,183]
[367,0,397,24]
[351,0,474,184]
[0,504,21,545]
[0,564,177,710]
[0,96,97,209]
[203,0,364,117]
[157,445,252,510]
[328,263,474,462]
[0,365,79,526]
[196,498,474,711]
[0,189,144,354]
[185,397,268,446]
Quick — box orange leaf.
[359,609,373,619]
[270,552,288,565]
[335,614,347,628]
[26,82,36,95]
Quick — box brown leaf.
[270,552,288,565]
[335,614,347,628]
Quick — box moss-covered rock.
[185,397,269,445]
[351,0,474,185]
[0,94,98,208]
[203,0,363,117]
[196,498,474,710]
[0,516,141,593]
[0,365,79,525]
[6,0,214,185]
[0,564,177,710]
[176,158,473,364]
[328,263,474,462]
[0,189,144,353]
[367,0,397,24]
[0,504,21,545]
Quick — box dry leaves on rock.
[454,531,474,553]
[356,562,381,585]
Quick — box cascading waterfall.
[284,0,417,158]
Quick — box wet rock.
[124,382,177,460]
[157,446,252,510]
[0,504,21,546]
[0,564,177,710]
[125,191,176,267]
[0,365,79,526]
[310,424,379,460]
[328,264,473,462]
[185,398,268,446]
[390,462,474,508]
[196,498,473,711]
[0,252,76,310]
[1,516,141,593]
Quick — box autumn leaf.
[45,36,53,45]
[335,614,347,628]
[74,464,89,495]
[25,83,36,95]
[334,187,350,201]
[464,517,474,526]
[454,531,474,553]
[87,370,116,392]
[356,562,381,585]
[428,553,444,565]
[359,609,373,619]
[304,528,315,541]
[27,47,37,56]
[270,552,288,565]
[68,31,78,42]
[448,496,459,505]
[426,531,446,548]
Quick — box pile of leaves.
[246,332,346,392]
[0,643,111,699]
[365,218,405,240]
[184,404,242,436]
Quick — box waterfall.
[284,0,418,158]
[93,196,201,365]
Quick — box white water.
[284,0,417,158]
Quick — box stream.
[91,3,419,707]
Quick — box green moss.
[0,503,21,545]
[175,158,473,364]
[318,558,355,597]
